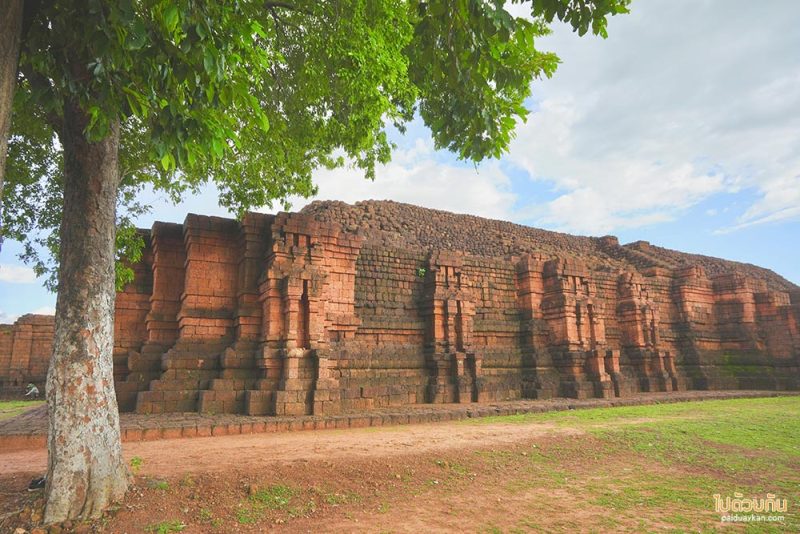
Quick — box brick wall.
[0,315,54,397]
[1,200,798,406]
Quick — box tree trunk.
[44,98,128,524]
[0,0,24,208]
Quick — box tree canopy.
[3,0,629,286]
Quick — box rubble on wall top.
[301,200,797,292]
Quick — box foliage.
[528,0,631,37]
[235,506,260,525]
[2,0,629,289]
[409,1,559,160]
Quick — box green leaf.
[203,49,216,76]
[210,138,224,159]
[251,21,266,39]
[257,112,269,133]
[124,20,147,50]
[163,6,180,33]
[160,152,172,171]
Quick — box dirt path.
[1,419,580,478]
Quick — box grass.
[466,396,800,433]
[236,484,299,524]
[323,490,361,505]
[463,396,800,532]
[581,397,800,497]
[249,484,296,509]
[130,456,143,475]
[235,506,260,525]
[150,479,169,491]
[144,520,186,533]
[0,399,44,420]
[434,458,470,476]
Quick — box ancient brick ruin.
[1,200,798,411]
[0,314,53,397]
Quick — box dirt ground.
[3,421,587,533]
[0,420,580,478]
[2,397,797,533]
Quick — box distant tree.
[0,0,629,524]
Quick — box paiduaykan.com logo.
[714,493,787,523]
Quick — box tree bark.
[0,0,24,208]
[44,98,128,524]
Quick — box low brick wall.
[1,390,795,451]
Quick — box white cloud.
[716,174,800,233]
[0,310,19,324]
[284,139,518,221]
[0,307,53,324]
[136,136,519,226]
[0,264,37,284]
[503,0,800,234]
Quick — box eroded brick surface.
[1,200,798,411]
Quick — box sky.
[1,0,799,322]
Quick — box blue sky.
[1,0,799,322]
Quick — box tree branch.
[18,65,63,132]
[264,1,297,9]
[264,1,312,16]
[21,0,43,41]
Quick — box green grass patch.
[586,397,800,487]
[434,458,470,476]
[144,520,186,533]
[590,476,712,511]
[130,456,143,474]
[323,490,361,505]
[465,396,800,429]
[249,484,296,509]
[0,399,44,420]
[148,479,169,491]
[235,484,300,525]
[465,397,800,532]
[235,506,260,525]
